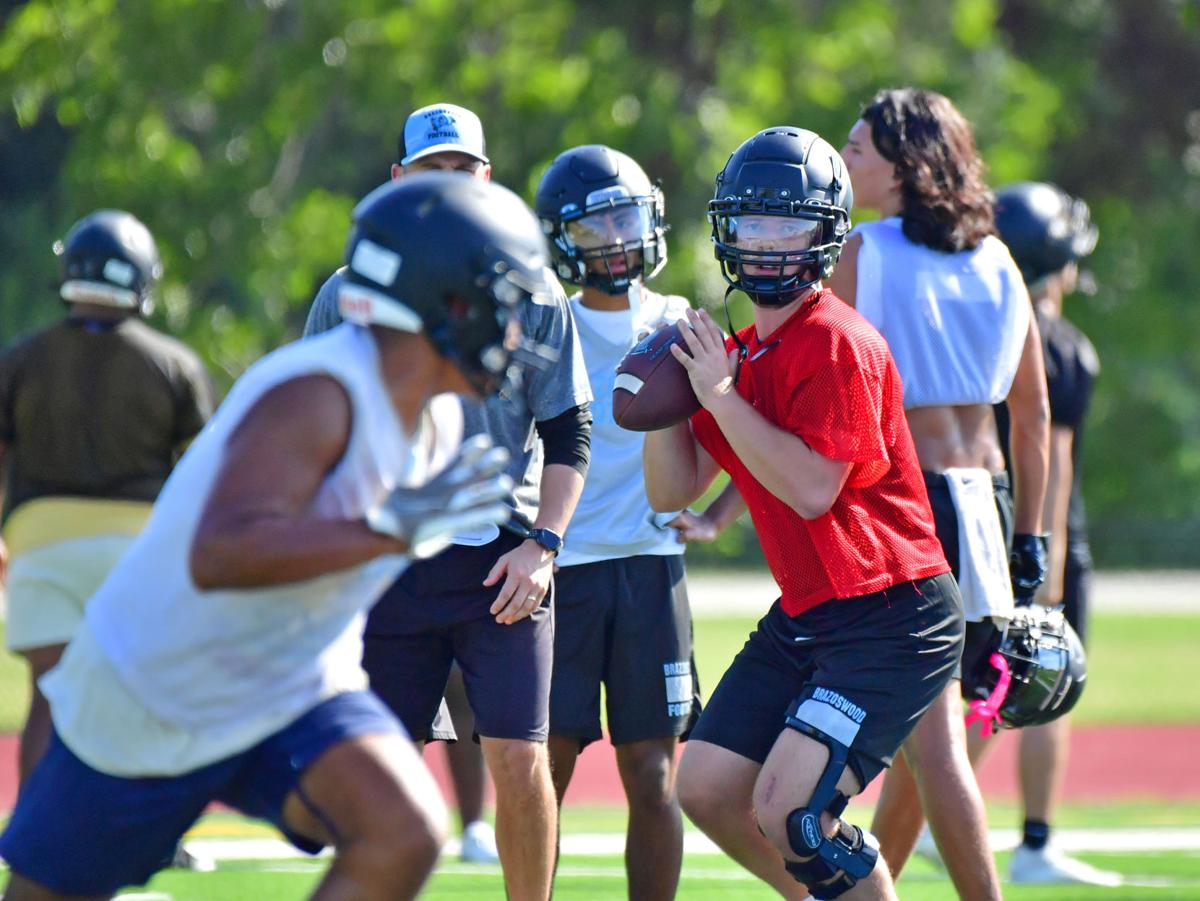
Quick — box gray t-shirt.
[304,268,592,542]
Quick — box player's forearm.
[708,394,845,520]
[703,481,747,531]
[644,422,706,511]
[1009,407,1050,534]
[190,517,406,589]
[1037,427,1074,604]
[532,463,585,534]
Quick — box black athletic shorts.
[551,554,702,748]
[362,529,554,743]
[924,470,1013,678]
[689,574,963,791]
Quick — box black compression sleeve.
[535,403,592,477]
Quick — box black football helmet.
[709,128,852,306]
[534,145,666,295]
[994,182,1098,287]
[337,172,555,396]
[55,209,163,316]
[965,607,1087,730]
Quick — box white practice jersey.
[43,323,462,775]
[558,284,690,566]
[852,217,1030,409]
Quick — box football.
[613,320,701,431]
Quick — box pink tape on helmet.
[964,652,1012,738]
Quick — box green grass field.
[109,801,1200,899]
[2,610,1198,897]
[1,610,1198,729]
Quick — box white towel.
[943,468,1014,622]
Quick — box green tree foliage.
[0,0,1197,565]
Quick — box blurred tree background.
[1,0,1197,568]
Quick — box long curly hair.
[860,88,995,253]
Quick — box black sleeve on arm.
[535,403,592,477]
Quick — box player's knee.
[619,746,675,812]
[349,810,445,883]
[486,738,548,791]
[781,812,879,900]
[677,769,724,829]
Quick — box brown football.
[613,320,701,431]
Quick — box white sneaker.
[1009,843,1123,886]
[460,820,500,863]
[170,842,216,872]
[912,825,944,869]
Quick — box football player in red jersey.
[643,127,963,901]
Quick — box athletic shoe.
[912,825,944,869]
[460,820,500,863]
[1009,844,1122,886]
[170,842,216,872]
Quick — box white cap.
[400,103,489,166]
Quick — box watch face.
[534,528,562,551]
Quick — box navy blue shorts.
[363,530,554,743]
[551,555,702,748]
[690,575,963,791]
[0,691,401,896]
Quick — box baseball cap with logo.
[399,103,489,166]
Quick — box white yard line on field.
[185,826,1200,863]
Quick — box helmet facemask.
[709,197,849,307]
[550,186,666,295]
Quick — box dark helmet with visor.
[55,209,163,316]
[338,172,556,397]
[965,606,1087,731]
[994,182,1098,288]
[535,145,666,295]
[709,127,852,307]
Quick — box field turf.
[110,801,1200,899]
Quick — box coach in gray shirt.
[305,103,591,901]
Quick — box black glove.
[1010,532,1049,606]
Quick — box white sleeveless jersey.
[558,284,690,566]
[852,217,1030,409]
[44,324,461,774]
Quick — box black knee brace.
[780,697,879,900]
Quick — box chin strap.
[723,285,749,384]
[965,652,1013,738]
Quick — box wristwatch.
[527,527,563,557]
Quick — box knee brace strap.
[781,697,879,899]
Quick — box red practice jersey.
[691,290,948,616]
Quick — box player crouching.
[0,174,553,901]
[644,128,964,900]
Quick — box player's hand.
[666,509,719,544]
[670,308,737,412]
[484,539,554,625]
[1010,532,1049,606]
[366,435,512,560]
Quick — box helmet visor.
[717,215,822,256]
[565,203,654,252]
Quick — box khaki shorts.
[5,534,138,652]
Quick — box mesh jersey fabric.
[690,291,948,616]
[0,318,214,524]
